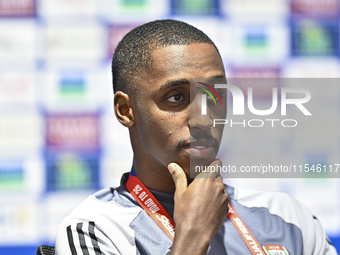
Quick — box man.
[55,19,337,255]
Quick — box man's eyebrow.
[159,75,226,91]
[159,79,190,90]
[209,75,226,81]
[210,75,225,78]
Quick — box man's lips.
[183,139,216,148]
[182,140,217,158]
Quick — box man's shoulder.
[59,185,141,227]
[231,184,297,205]
[226,184,338,255]
[228,184,314,230]
[55,185,142,255]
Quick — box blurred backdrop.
[0,0,340,254]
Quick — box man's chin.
[189,158,216,178]
[170,157,216,179]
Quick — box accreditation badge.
[263,244,290,255]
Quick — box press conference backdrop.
[0,0,340,254]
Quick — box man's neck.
[132,158,176,194]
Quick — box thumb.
[168,163,188,195]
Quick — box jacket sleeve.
[54,194,141,255]
[307,215,338,255]
[287,195,338,255]
[234,186,338,255]
[55,220,121,255]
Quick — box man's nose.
[189,95,213,131]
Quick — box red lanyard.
[125,170,265,255]
[126,170,175,240]
[227,203,265,255]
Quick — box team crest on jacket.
[263,244,290,255]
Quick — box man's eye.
[206,94,219,104]
[167,94,184,102]
[208,94,219,101]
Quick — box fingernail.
[168,164,176,174]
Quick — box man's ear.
[114,91,134,128]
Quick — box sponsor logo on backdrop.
[0,0,35,17]
[291,0,339,17]
[0,116,42,149]
[0,203,38,243]
[108,25,139,56]
[0,71,36,106]
[45,113,99,150]
[40,0,95,17]
[122,0,146,8]
[46,26,104,61]
[0,162,24,190]
[244,29,268,55]
[234,24,289,63]
[172,0,218,15]
[58,73,86,100]
[231,68,280,79]
[292,19,339,56]
[46,152,99,191]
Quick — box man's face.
[131,43,226,176]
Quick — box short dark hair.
[111,19,221,94]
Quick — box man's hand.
[168,159,229,255]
